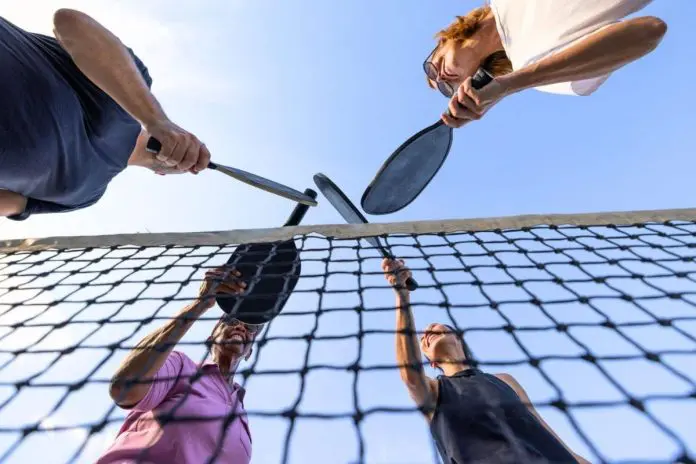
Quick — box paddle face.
[313,173,418,291]
[217,240,301,324]
[216,189,317,323]
[361,121,452,215]
[361,69,493,216]
[146,138,317,206]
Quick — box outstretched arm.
[109,268,245,407]
[52,9,210,172]
[382,259,438,415]
[496,374,591,464]
[501,16,667,94]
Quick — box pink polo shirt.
[97,351,252,464]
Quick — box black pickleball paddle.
[361,69,493,215]
[313,173,418,291]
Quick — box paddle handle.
[443,69,493,121]
[471,68,493,90]
[381,250,419,291]
[147,136,219,171]
[284,189,318,226]
[145,136,162,154]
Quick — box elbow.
[636,17,668,50]
[109,378,137,408]
[53,9,88,41]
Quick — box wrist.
[497,69,532,95]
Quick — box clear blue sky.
[0,1,694,463]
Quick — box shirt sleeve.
[132,351,186,413]
[5,197,98,221]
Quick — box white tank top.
[489,0,655,95]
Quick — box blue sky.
[0,1,694,463]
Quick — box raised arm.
[52,9,210,173]
[109,267,245,407]
[382,259,438,415]
[501,16,667,94]
[496,374,590,464]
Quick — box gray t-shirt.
[0,16,153,220]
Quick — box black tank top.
[430,368,577,463]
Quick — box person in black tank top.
[381,258,590,464]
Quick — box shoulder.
[493,372,534,404]
[493,373,524,394]
[166,350,197,374]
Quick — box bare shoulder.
[493,373,527,397]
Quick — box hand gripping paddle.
[312,173,418,291]
[361,69,493,215]
[215,188,317,324]
[146,137,317,207]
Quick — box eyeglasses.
[221,315,265,335]
[423,50,455,98]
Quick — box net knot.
[581,354,597,363]
[628,398,645,411]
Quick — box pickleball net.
[1,208,695,464]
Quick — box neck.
[216,356,240,385]
[440,360,471,377]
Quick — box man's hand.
[441,76,510,129]
[145,119,211,174]
[382,258,412,294]
[197,267,247,310]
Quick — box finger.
[194,143,211,173]
[178,137,201,171]
[460,77,482,109]
[167,134,190,166]
[448,97,480,122]
[441,112,466,129]
[217,281,246,294]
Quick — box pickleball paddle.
[361,68,493,215]
[215,188,317,324]
[313,173,418,291]
[146,137,317,207]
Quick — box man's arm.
[496,374,591,464]
[0,190,28,218]
[383,259,438,415]
[500,16,667,94]
[52,9,210,172]
[109,267,242,407]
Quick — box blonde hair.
[434,6,512,77]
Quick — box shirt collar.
[200,360,247,401]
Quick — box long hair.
[434,5,512,77]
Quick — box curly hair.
[435,5,512,77]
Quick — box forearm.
[52,9,165,126]
[110,302,207,402]
[0,190,27,217]
[394,292,432,406]
[502,16,666,93]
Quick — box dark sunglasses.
[423,49,455,98]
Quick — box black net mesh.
[1,219,695,463]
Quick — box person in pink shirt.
[98,266,260,464]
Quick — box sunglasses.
[423,48,455,98]
[221,315,265,335]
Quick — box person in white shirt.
[423,0,667,128]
